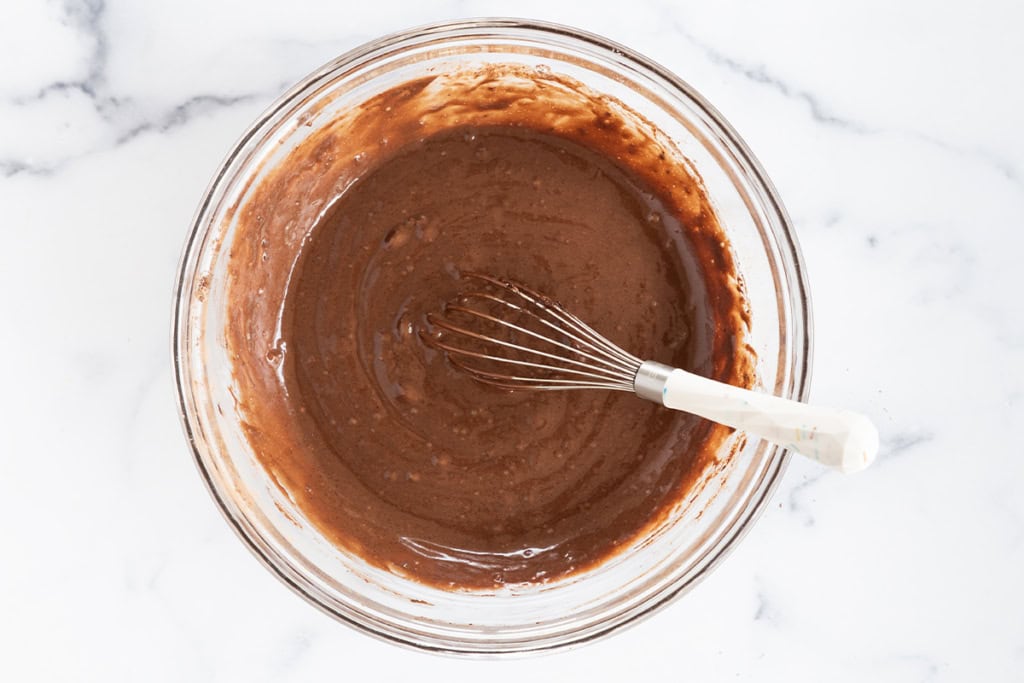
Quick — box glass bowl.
[173,18,811,655]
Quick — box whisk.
[423,273,878,473]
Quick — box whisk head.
[422,273,643,392]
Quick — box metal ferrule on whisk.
[633,361,673,403]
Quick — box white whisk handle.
[636,362,878,473]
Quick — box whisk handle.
[638,362,878,473]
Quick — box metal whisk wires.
[423,274,643,392]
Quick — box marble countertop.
[2,0,1021,680]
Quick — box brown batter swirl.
[224,66,754,589]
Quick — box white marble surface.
[2,0,1022,679]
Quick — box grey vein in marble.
[786,470,829,527]
[669,20,874,133]
[880,431,936,462]
[670,19,1023,192]
[1,0,277,177]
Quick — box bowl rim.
[172,16,812,655]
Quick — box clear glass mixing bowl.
[173,18,811,655]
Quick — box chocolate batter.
[224,66,754,589]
